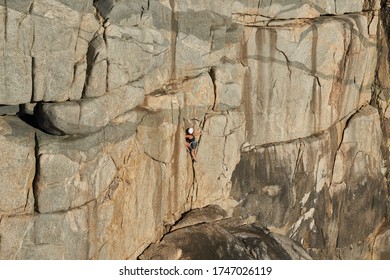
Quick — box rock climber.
[185,127,202,162]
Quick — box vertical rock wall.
[231,0,388,259]
[0,0,389,259]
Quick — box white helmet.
[188,127,194,134]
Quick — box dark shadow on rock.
[18,113,41,130]
[138,205,311,260]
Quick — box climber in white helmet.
[185,127,202,162]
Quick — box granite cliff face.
[0,0,389,259]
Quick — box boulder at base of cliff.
[139,205,311,260]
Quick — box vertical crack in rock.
[31,57,35,102]
[188,158,198,204]
[217,115,230,180]
[169,0,178,81]
[222,116,229,175]
[71,1,90,93]
[140,0,151,20]
[2,0,8,96]
[28,1,33,14]
[3,0,7,41]
[368,11,376,31]
[311,22,318,74]
[310,23,320,130]
[32,132,40,214]
[82,46,91,98]
[30,2,36,102]
[187,110,210,205]
[209,68,218,111]
[74,1,89,55]
[104,40,109,94]
[172,94,188,209]
[276,47,292,80]
[98,8,109,94]
[329,109,360,187]
[23,189,32,214]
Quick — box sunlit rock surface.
[0,0,388,260]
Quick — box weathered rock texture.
[140,205,312,260]
[0,0,389,260]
